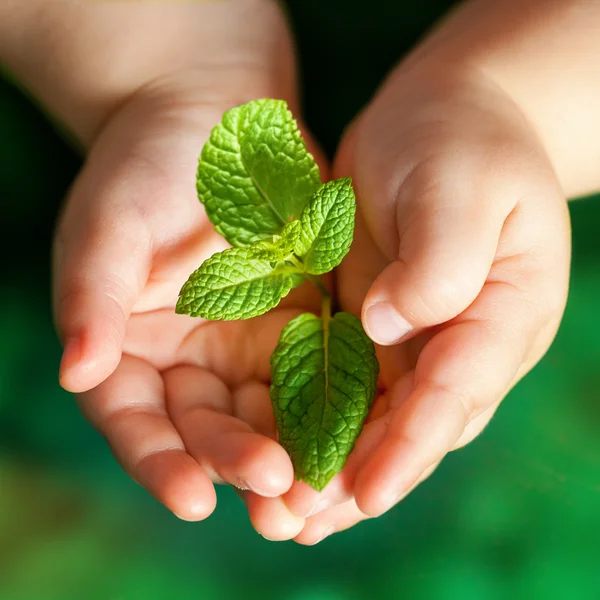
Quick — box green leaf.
[197,99,322,248]
[295,178,356,275]
[176,247,303,320]
[270,311,379,491]
[248,220,302,262]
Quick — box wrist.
[379,49,564,194]
[0,0,294,149]
[404,0,600,198]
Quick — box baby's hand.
[283,62,570,544]
[52,1,326,527]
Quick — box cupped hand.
[53,1,328,536]
[280,63,570,544]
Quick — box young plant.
[176,99,379,491]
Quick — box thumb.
[335,89,519,346]
[54,151,152,393]
[361,156,507,345]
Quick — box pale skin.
[1,0,599,544]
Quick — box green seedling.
[176,99,379,491]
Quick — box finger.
[293,462,439,546]
[283,415,391,518]
[355,272,556,517]
[241,491,305,542]
[233,381,277,439]
[165,365,293,496]
[453,399,501,450]
[54,161,153,393]
[282,376,413,518]
[361,154,516,345]
[281,374,414,518]
[336,208,390,317]
[79,354,216,521]
[294,499,367,545]
[295,458,441,546]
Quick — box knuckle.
[395,154,448,218]
[402,269,481,324]
[428,382,472,427]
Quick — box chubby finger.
[361,153,515,345]
[282,376,414,518]
[293,499,367,546]
[293,462,441,546]
[233,381,277,439]
[79,354,216,521]
[355,272,558,517]
[453,399,501,450]
[283,379,421,520]
[54,159,153,393]
[165,365,293,497]
[283,414,392,518]
[333,74,539,347]
[241,491,305,542]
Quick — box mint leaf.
[197,99,321,248]
[270,311,379,491]
[248,220,302,262]
[180,98,381,492]
[276,220,302,252]
[295,178,356,275]
[176,247,303,320]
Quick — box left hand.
[251,60,570,545]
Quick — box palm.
[124,280,319,495]
[83,201,326,529]
[63,93,332,531]
[123,209,324,459]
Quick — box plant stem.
[307,274,330,300]
[306,274,332,320]
[321,291,332,323]
[289,256,330,299]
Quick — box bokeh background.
[1,1,600,598]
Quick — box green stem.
[288,255,332,317]
[306,274,332,320]
[289,256,331,300]
[321,292,332,323]
[307,274,330,300]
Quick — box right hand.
[54,0,327,536]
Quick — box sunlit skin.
[53,66,570,545]
[283,68,570,543]
[2,0,600,545]
[53,84,329,537]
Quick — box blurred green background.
[1,1,600,598]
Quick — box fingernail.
[310,526,335,545]
[173,500,212,521]
[173,511,200,522]
[364,303,411,345]
[236,479,250,491]
[237,478,269,496]
[307,497,332,518]
[60,336,82,374]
